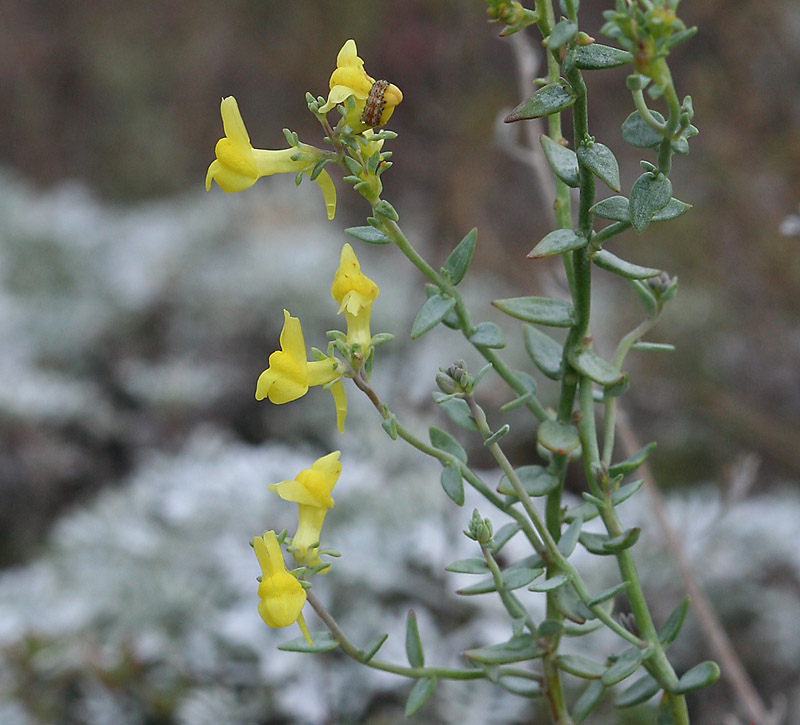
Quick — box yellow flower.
[253,530,312,644]
[255,310,347,432]
[319,40,403,133]
[331,243,380,351]
[206,96,336,220]
[269,451,342,569]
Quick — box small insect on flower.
[361,79,390,127]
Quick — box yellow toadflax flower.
[331,243,380,351]
[319,39,403,134]
[255,310,347,432]
[268,451,342,570]
[206,96,336,219]
[253,530,313,644]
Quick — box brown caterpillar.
[361,79,389,127]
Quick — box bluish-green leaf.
[405,677,437,716]
[558,654,606,679]
[528,228,588,258]
[590,195,630,222]
[602,648,645,686]
[578,142,621,192]
[464,635,546,664]
[573,680,606,723]
[580,530,641,555]
[433,392,478,431]
[622,110,666,148]
[538,419,581,455]
[493,296,575,327]
[497,676,543,698]
[505,81,577,122]
[609,442,656,477]
[569,349,625,386]
[551,582,594,623]
[575,44,633,70]
[614,674,660,708]
[411,294,457,339]
[469,321,506,348]
[424,284,460,329]
[652,197,692,222]
[497,464,560,497]
[548,19,578,48]
[458,567,543,595]
[440,463,465,506]
[361,633,389,662]
[540,134,580,187]
[673,661,720,694]
[381,414,398,440]
[611,479,644,507]
[429,426,467,462]
[592,250,661,280]
[442,228,477,285]
[524,325,563,380]
[587,581,629,607]
[631,341,675,353]
[405,610,424,667]
[491,522,521,554]
[529,573,570,592]
[445,557,489,574]
[558,516,583,557]
[278,632,340,653]
[658,596,690,647]
[345,225,392,245]
[630,279,659,317]
[630,172,673,233]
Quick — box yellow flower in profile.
[269,451,342,570]
[319,40,403,133]
[255,310,347,432]
[331,243,380,351]
[206,96,336,220]
[253,530,312,644]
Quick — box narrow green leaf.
[433,392,478,431]
[538,419,581,455]
[440,464,465,506]
[528,573,569,592]
[558,654,606,679]
[505,81,577,122]
[345,225,392,245]
[611,479,644,507]
[497,464,560,497]
[569,349,625,386]
[469,321,506,348]
[361,633,389,662]
[602,648,645,686]
[564,500,600,524]
[578,142,621,192]
[629,172,673,233]
[609,442,656,477]
[652,197,692,222]
[484,424,511,446]
[540,135,580,187]
[405,677,437,716]
[579,532,621,555]
[551,582,594,623]
[603,527,641,552]
[573,680,606,723]
[458,567,543,595]
[491,522,521,554]
[590,195,630,222]
[523,326,563,380]
[674,661,720,694]
[592,250,661,280]
[405,610,425,667]
[411,295,456,339]
[464,635,546,664]
[575,44,632,69]
[442,228,477,285]
[658,596,690,647]
[493,296,575,327]
[631,341,676,352]
[424,284,460,329]
[630,279,658,317]
[528,228,587,258]
[278,632,340,653]
[445,557,489,574]
[613,674,660,708]
[496,676,542,698]
[548,20,578,48]
[558,516,583,557]
[429,426,467,462]
[587,581,629,607]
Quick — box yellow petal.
[257,574,306,628]
[329,379,347,434]
[311,451,342,484]
[314,168,337,220]
[306,358,339,387]
[336,39,364,71]
[296,612,314,645]
[329,67,373,97]
[255,311,309,403]
[252,148,310,177]
[220,96,253,157]
[253,531,284,578]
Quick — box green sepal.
[445,557,489,575]
[569,349,625,386]
[491,522,521,554]
[558,515,583,557]
[361,633,389,662]
[493,296,575,327]
[602,647,645,686]
[573,680,606,723]
[440,463,465,506]
[405,677,437,716]
[575,44,633,69]
[630,172,673,233]
[592,250,660,280]
[673,661,720,694]
[528,228,588,258]
[609,442,656,477]
[464,635,546,664]
[557,654,606,679]
[505,81,577,122]
[630,279,659,317]
[433,392,478,431]
[578,142,621,192]
[528,573,569,592]
[538,419,581,455]
[614,675,660,708]
[442,228,477,285]
[411,294,456,338]
[497,464,560,497]
[587,581,629,607]
[484,424,511,446]
[381,413,398,440]
[278,632,340,653]
[658,596,690,647]
[523,326,563,380]
[405,610,425,667]
[429,426,467,462]
[457,567,543,596]
[345,225,392,245]
[540,135,580,187]
[469,321,506,348]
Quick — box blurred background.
[0,0,798,723]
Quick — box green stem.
[481,543,537,633]
[632,88,668,134]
